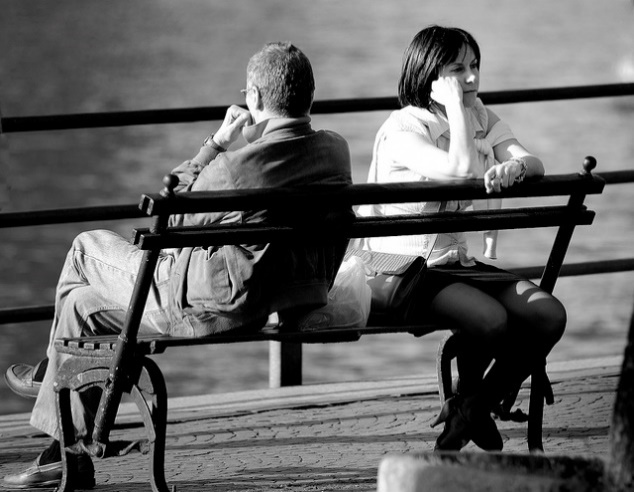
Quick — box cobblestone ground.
[0,372,617,491]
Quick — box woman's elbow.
[528,156,545,178]
[448,156,479,179]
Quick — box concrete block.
[377,452,606,492]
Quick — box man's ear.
[253,87,265,111]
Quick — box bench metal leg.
[131,357,169,492]
[55,355,171,492]
[435,332,553,453]
[527,362,554,454]
[436,332,460,406]
[56,358,111,492]
[56,386,83,492]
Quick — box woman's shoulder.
[471,99,515,144]
[382,106,437,136]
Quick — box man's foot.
[3,452,95,489]
[4,359,47,399]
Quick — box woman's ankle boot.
[461,395,503,451]
[431,396,471,451]
[431,395,503,452]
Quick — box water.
[1,0,633,415]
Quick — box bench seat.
[54,322,441,356]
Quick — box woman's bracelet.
[509,157,528,183]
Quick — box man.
[4,41,352,488]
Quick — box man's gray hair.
[247,42,315,118]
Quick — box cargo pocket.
[186,246,232,307]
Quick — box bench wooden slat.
[135,207,596,250]
[140,173,604,216]
[54,323,441,357]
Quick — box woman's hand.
[484,159,525,193]
[430,76,463,107]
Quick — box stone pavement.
[0,357,621,491]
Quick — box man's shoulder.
[240,124,350,155]
[221,126,350,188]
[313,128,349,147]
[318,128,347,140]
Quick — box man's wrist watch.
[203,133,227,153]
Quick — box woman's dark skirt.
[417,261,530,311]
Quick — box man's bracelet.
[510,157,528,183]
[203,134,227,153]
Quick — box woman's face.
[438,44,480,108]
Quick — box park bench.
[53,157,604,492]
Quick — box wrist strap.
[204,134,227,153]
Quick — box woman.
[359,25,566,451]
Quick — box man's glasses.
[240,86,257,97]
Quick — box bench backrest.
[135,161,603,250]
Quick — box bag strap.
[420,200,447,265]
[344,248,420,275]
[348,200,448,269]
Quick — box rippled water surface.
[1,0,633,415]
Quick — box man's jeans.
[31,230,175,439]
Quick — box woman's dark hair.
[398,25,481,111]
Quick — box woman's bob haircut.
[398,25,481,111]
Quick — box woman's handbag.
[344,248,427,324]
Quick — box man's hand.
[213,105,252,149]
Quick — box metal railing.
[2,83,634,133]
[1,82,634,326]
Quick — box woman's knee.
[501,281,567,347]
[538,299,567,345]
[431,283,509,341]
[521,297,567,351]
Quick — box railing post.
[269,341,302,388]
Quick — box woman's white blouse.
[358,99,515,267]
